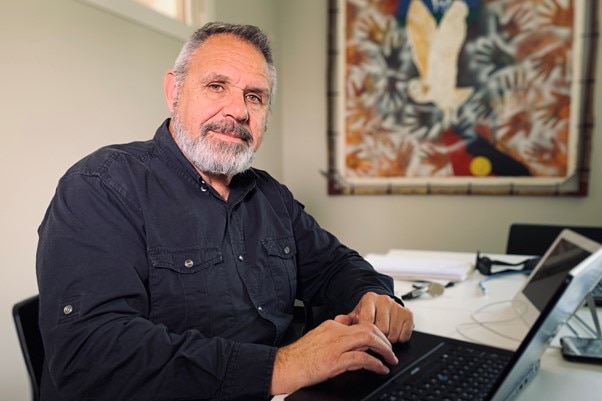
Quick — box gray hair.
[173,21,277,107]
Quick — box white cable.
[455,299,524,344]
[456,299,597,345]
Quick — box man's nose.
[223,91,249,122]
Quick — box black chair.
[13,295,44,401]
[506,223,602,256]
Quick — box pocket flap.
[149,247,223,273]
[261,237,297,259]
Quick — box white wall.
[2,0,601,399]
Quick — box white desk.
[274,250,602,401]
[388,250,602,401]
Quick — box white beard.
[172,116,255,177]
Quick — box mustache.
[201,121,253,144]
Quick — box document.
[365,252,472,282]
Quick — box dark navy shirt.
[36,119,397,401]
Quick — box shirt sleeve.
[278,185,399,317]
[37,172,275,401]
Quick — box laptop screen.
[524,239,593,310]
[511,229,601,327]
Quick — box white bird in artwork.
[406,0,473,128]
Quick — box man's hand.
[270,319,398,395]
[335,292,414,343]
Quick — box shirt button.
[200,185,208,192]
[238,255,244,261]
[63,305,73,315]
[257,305,263,312]
[184,259,194,268]
[283,246,290,255]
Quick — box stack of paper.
[365,253,472,282]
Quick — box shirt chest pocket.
[150,247,222,273]
[148,247,227,333]
[261,237,297,311]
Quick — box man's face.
[165,33,271,176]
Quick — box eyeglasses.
[475,251,540,276]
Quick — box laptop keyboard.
[370,342,511,401]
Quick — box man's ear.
[163,70,177,113]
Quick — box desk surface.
[388,250,602,401]
[275,249,602,401]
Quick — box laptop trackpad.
[285,331,445,401]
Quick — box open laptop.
[511,229,601,328]
[286,230,602,401]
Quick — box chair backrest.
[13,295,44,401]
[506,223,602,256]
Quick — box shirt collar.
[154,118,201,183]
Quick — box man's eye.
[245,93,263,104]
[207,83,224,92]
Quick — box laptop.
[286,229,602,401]
[511,229,601,328]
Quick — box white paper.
[365,253,472,281]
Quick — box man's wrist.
[270,345,306,396]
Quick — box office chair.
[13,295,44,401]
[506,223,602,256]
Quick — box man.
[36,22,413,401]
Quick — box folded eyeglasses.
[475,251,541,294]
[475,251,541,276]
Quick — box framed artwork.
[326,0,597,195]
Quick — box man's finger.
[334,314,353,325]
[345,324,397,366]
[354,295,377,324]
[337,350,391,375]
[373,299,392,336]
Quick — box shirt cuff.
[222,342,277,400]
